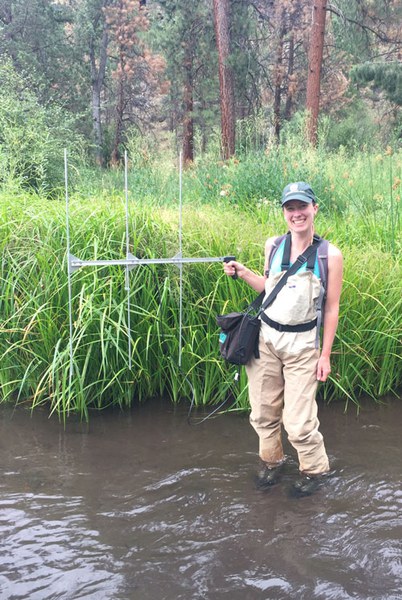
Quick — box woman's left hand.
[317,355,331,382]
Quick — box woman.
[223,182,343,496]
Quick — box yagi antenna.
[65,149,235,382]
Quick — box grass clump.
[0,146,401,418]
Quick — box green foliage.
[0,60,85,193]
[69,129,402,226]
[229,1,262,117]
[0,0,401,164]
[351,62,402,106]
[0,0,85,110]
[330,0,373,62]
[0,146,401,418]
[320,102,379,151]
[331,249,402,407]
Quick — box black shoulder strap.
[307,233,322,272]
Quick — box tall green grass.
[0,148,401,418]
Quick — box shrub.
[0,59,85,193]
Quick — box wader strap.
[260,313,317,333]
[265,233,286,277]
[281,232,292,271]
[314,283,326,348]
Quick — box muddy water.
[0,397,401,600]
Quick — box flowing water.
[0,397,401,600]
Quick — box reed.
[0,148,401,418]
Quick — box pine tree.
[306,0,327,146]
[351,62,402,106]
[105,0,167,164]
[74,0,111,166]
[152,0,217,163]
[213,0,235,159]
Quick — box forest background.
[0,0,401,418]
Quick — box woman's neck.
[290,229,314,253]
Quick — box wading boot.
[255,461,284,490]
[290,474,324,498]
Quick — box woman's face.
[282,200,318,234]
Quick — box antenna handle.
[223,255,238,280]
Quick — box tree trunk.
[213,0,235,160]
[284,32,295,121]
[91,81,103,164]
[273,11,286,142]
[182,44,194,165]
[90,28,108,167]
[200,97,208,154]
[306,0,327,146]
[111,75,124,165]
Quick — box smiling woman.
[223,181,343,496]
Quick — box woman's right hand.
[223,260,245,279]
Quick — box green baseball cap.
[281,182,316,205]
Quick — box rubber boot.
[255,461,284,490]
[290,474,325,497]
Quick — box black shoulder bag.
[216,240,320,365]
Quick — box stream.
[0,397,401,599]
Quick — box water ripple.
[0,493,125,600]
